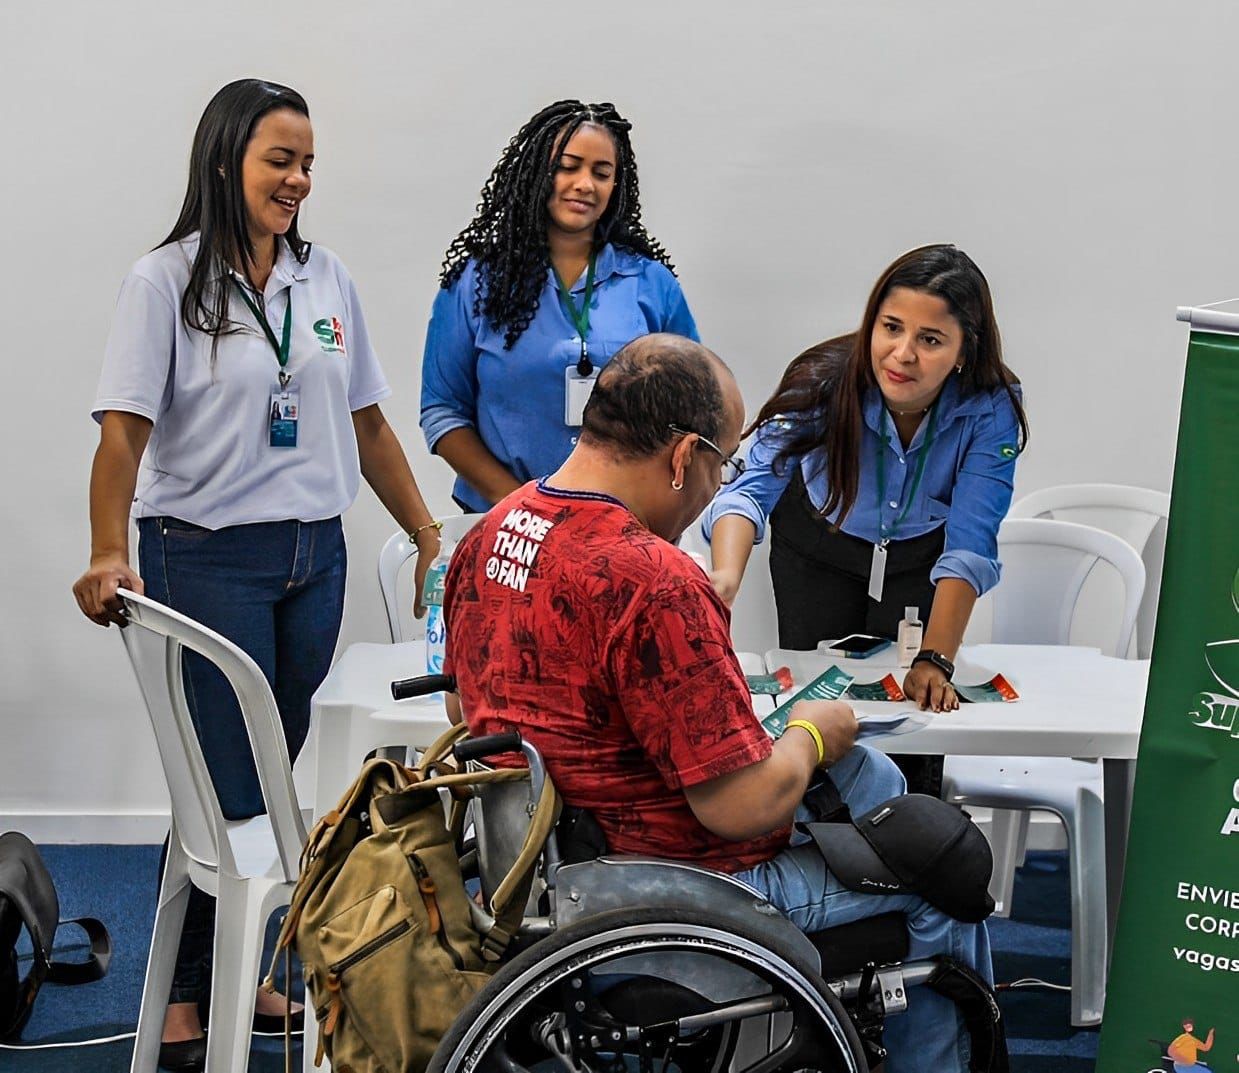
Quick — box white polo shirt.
[93,235,391,529]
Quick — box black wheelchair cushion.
[807,912,909,976]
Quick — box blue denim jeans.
[735,745,993,1073]
[139,515,347,1003]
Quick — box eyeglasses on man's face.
[668,424,746,484]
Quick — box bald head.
[581,334,741,459]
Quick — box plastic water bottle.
[422,539,454,676]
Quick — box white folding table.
[309,644,776,820]
[308,640,452,819]
[763,643,1150,947]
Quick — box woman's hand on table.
[903,661,959,713]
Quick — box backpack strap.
[44,917,111,985]
[416,721,472,777]
[802,774,852,824]
[926,956,1010,1073]
[481,773,559,961]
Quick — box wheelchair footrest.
[807,912,909,976]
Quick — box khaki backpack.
[267,722,557,1073]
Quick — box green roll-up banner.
[1096,328,1239,1073]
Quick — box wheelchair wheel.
[429,906,867,1073]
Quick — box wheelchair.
[392,675,1004,1073]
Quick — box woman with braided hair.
[421,99,699,511]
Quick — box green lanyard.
[232,278,293,385]
[553,254,596,376]
[875,398,941,544]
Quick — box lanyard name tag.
[564,364,599,427]
[269,387,299,448]
[868,541,888,602]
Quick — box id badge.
[867,541,888,602]
[564,365,599,427]
[269,387,299,448]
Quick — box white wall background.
[3,1,1236,840]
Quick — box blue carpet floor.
[0,846,1096,1071]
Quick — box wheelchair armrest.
[808,912,909,977]
[555,857,821,975]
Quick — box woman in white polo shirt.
[71,79,439,1071]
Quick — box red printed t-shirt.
[443,481,788,873]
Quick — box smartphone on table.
[819,634,891,659]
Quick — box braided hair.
[440,100,675,349]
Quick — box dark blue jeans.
[138,516,347,1003]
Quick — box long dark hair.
[748,244,1029,525]
[440,99,674,350]
[160,79,311,341]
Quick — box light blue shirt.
[93,236,391,529]
[702,377,1023,596]
[420,243,699,511]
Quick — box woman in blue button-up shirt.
[706,245,1028,737]
[420,100,699,512]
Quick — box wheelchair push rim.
[429,908,867,1073]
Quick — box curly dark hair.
[439,100,675,349]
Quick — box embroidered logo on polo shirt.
[313,316,346,355]
[999,444,1017,459]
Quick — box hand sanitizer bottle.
[897,606,922,668]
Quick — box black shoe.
[252,1006,305,1034]
[158,1035,206,1073]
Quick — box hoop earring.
[671,478,684,492]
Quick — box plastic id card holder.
[269,387,299,448]
[564,365,599,427]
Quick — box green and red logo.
[313,316,346,355]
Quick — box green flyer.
[845,674,907,702]
[954,673,1019,703]
[1096,329,1239,1071]
[761,665,854,738]
[746,666,794,695]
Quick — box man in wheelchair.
[438,335,999,1073]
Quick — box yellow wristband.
[786,719,825,766]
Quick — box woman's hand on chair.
[903,661,959,713]
[73,553,144,627]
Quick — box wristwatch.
[912,649,955,681]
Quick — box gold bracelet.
[410,520,443,542]
[785,719,826,766]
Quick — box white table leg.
[1102,756,1136,962]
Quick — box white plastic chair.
[117,589,306,1073]
[941,518,1145,1026]
[1009,483,1169,659]
[378,514,485,643]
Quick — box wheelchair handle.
[391,673,456,701]
[453,732,523,764]
[453,732,560,881]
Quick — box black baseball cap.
[802,794,995,923]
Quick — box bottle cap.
[904,606,920,622]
